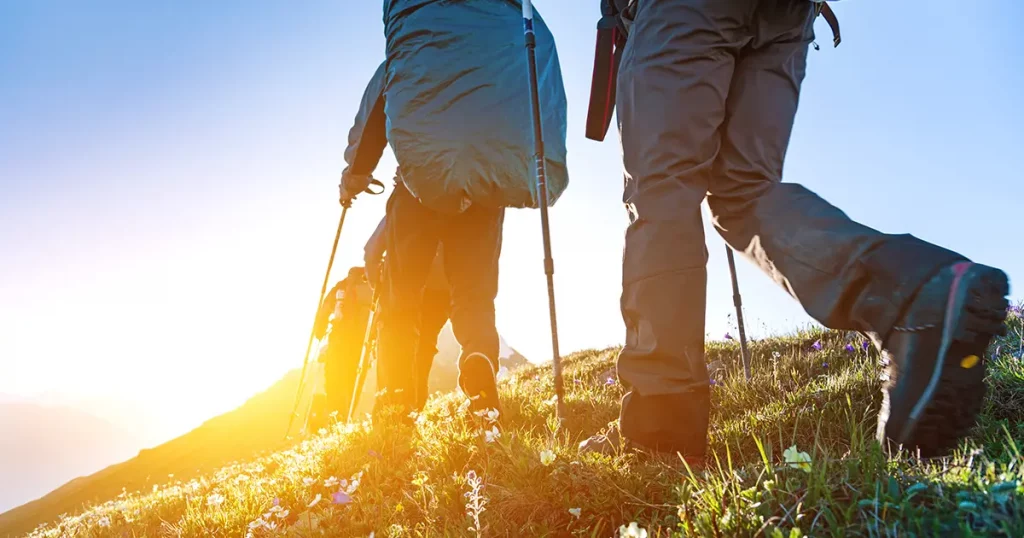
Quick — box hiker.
[363,208,453,412]
[339,61,502,417]
[310,266,373,427]
[340,1,567,419]
[580,1,1009,460]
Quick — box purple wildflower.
[822,362,829,369]
[331,490,352,505]
[725,332,734,341]
[862,341,870,351]
[272,498,280,507]
[811,340,823,351]
[845,343,855,353]
[605,377,615,386]
[709,379,717,386]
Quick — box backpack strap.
[585,16,624,142]
[817,2,841,48]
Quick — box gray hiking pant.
[616,0,964,448]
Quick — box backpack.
[383,0,570,214]
[585,0,841,142]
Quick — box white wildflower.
[484,425,501,443]
[308,493,322,508]
[619,522,648,538]
[324,476,339,488]
[783,445,812,473]
[97,516,111,528]
[302,477,316,487]
[539,449,556,466]
[206,493,226,508]
[568,508,581,518]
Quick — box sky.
[1,1,1021,444]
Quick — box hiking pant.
[324,337,360,420]
[376,184,503,413]
[415,287,453,410]
[616,0,964,450]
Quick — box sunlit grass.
[24,312,1024,537]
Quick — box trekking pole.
[284,203,350,438]
[523,0,566,421]
[348,291,380,423]
[725,246,752,381]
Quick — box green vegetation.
[13,313,1024,537]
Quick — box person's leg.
[440,203,503,412]
[609,0,754,456]
[324,339,358,420]
[414,286,451,410]
[375,186,439,418]
[707,1,961,337]
[707,0,1008,456]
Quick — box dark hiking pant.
[415,287,453,410]
[376,184,503,413]
[616,0,964,452]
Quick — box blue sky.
[1,1,1021,441]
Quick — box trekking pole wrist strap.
[365,178,386,195]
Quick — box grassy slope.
[0,371,305,538]
[0,329,527,538]
[19,314,1024,537]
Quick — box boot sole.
[460,353,500,413]
[896,263,1009,456]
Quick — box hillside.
[11,315,1024,536]
[0,326,529,538]
[0,404,143,513]
[0,370,304,538]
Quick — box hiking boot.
[459,352,501,414]
[615,389,710,457]
[578,425,706,468]
[878,261,1009,457]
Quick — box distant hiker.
[341,0,568,419]
[310,267,373,427]
[363,209,452,412]
[580,1,1009,460]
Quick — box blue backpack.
[383,0,570,214]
